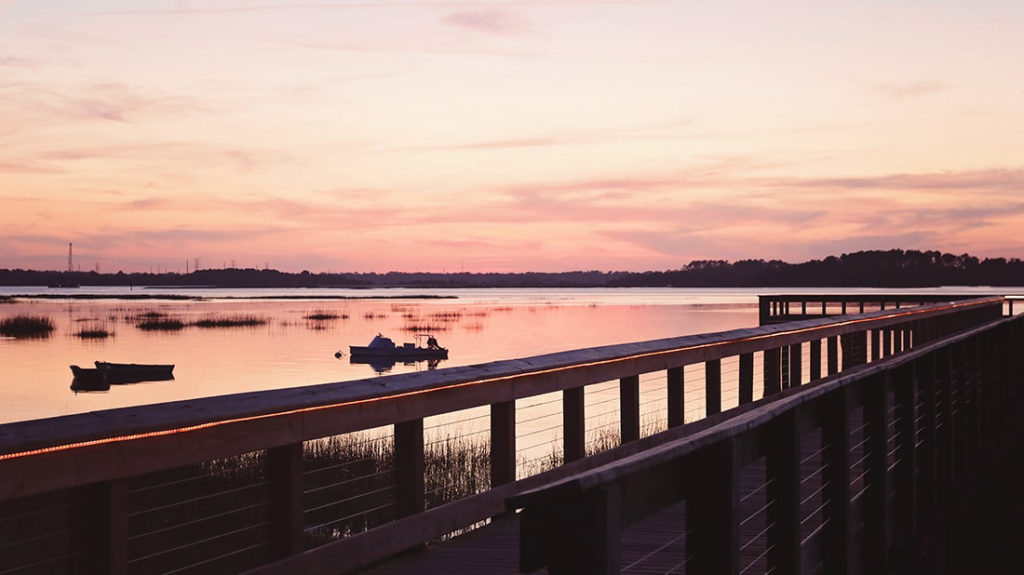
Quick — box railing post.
[491,400,516,487]
[810,339,822,381]
[667,366,685,427]
[893,362,918,570]
[790,342,802,388]
[395,418,425,517]
[822,387,852,575]
[863,374,892,572]
[764,348,782,396]
[841,331,867,369]
[739,353,754,405]
[917,352,939,569]
[268,442,304,559]
[706,359,722,415]
[620,375,640,443]
[75,479,127,575]
[564,387,586,462]
[759,297,771,325]
[767,409,801,575]
[687,439,740,575]
[827,336,839,375]
[781,342,791,389]
[521,484,623,575]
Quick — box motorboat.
[348,334,448,361]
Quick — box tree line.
[2,250,1023,288]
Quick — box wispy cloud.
[443,9,540,36]
[874,80,949,100]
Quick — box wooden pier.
[0,295,1020,574]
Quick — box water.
[0,285,1010,424]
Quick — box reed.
[0,315,55,338]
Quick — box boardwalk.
[0,295,1018,575]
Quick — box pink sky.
[2,1,1023,273]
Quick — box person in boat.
[426,335,441,350]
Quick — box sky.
[2,1,1023,273]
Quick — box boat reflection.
[349,356,446,374]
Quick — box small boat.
[349,334,448,361]
[70,365,110,392]
[94,361,175,384]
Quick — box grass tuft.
[193,315,267,328]
[0,315,55,338]
[137,319,186,331]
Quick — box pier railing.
[0,296,1008,574]
[511,307,1024,574]
[758,293,1020,325]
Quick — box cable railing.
[510,303,1023,575]
[0,295,1009,574]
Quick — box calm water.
[0,286,1010,424]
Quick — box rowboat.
[69,361,175,385]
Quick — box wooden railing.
[757,293,1016,325]
[0,296,1008,574]
[511,309,1024,574]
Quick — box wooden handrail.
[510,313,1023,574]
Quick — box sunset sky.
[2,1,1023,273]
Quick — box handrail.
[509,312,1024,574]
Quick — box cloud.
[443,9,540,36]
[430,119,694,151]
[874,80,949,100]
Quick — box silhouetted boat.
[348,334,448,361]
[95,361,174,383]
[70,365,110,392]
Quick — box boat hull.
[94,361,175,383]
[348,346,448,360]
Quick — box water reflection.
[348,356,446,374]
[0,288,762,423]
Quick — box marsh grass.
[75,328,114,339]
[0,315,55,338]
[304,311,346,321]
[193,315,267,328]
[0,296,14,304]
[137,319,186,331]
